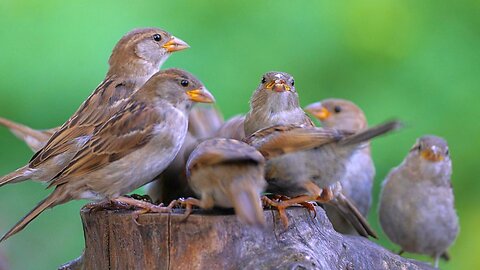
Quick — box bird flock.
[0,27,458,268]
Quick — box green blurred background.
[0,0,478,269]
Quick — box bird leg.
[272,194,318,218]
[113,196,173,213]
[173,197,204,221]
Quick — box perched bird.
[305,99,374,235]
[215,114,246,141]
[0,68,215,242]
[183,138,267,226]
[244,72,399,237]
[0,27,189,154]
[378,136,458,267]
[244,72,313,137]
[146,106,224,204]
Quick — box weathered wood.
[65,206,435,270]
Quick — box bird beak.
[162,36,190,52]
[304,103,330,121]
[187,87,215,103]
[265,79,291,92]
[421,147,444,162]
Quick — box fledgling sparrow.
[244,72,400,237]
[0,68,215,242]
[305,99,374,235]
[146,106,224,204]
[0,27,189,185]
[378,135,458,267]
[182,138,267,226]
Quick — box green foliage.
[0,1,478,269]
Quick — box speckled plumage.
[1,68,214,242]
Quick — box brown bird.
[244,72,313,137]
[244,72,399,237]
[0,68,215,242]
[0,28,189,152]
[146,106,224,204]
[0,27,189,186]
[183,138,267,226]
[305,99,374,235]
[379,136,458,267]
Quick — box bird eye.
[334,106,342,113]
[445,149,449,156]
[291,79,295,86]
[152,34,162,42]
[261,77,266,84]
[180,80,189,87]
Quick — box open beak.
[421,147,444,162]
[265,79,291,92]
[162,36,190,52]
[304,103,330,121]
[187,87,215,103]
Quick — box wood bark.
[60,206,435,270]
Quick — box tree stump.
[60,206,435,270]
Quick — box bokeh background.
[0,0,478,269]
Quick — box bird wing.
[30,76,135,168]
[187,139,265,171]
[48,101,159,187]
[245,125,350,159]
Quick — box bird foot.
[271,195,318,218]
[113,196,173,214]
[172,197,202,221]
[315,188,334,203]
[84,199,135,212]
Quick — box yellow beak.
[421,149,444,162]
[187,88,215,103]
[265,80,291,92]
[162,36,190,52]
[305,103,330,121]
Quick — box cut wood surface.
[60,206,435,270]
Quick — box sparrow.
[182,138,267,226]
[378,135,459,267]
[244,72,399,237]
[244,72,313,137]
[0,68,215,242]
[0,27,189,155]
[215,114,246,141]
[305,99,374,235]
[146,106,224,204]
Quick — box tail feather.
[0,188,65,242]
[0,165,31,187]
[339,120,402,146]
[230,183,265,227]
[333,193,378,238]
[0,117,54,152]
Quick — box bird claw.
[84,199,134,213]
[112,196,173,214]
[172,197,202,221]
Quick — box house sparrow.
[146,106,224,204]
[246,121,399,237]
[244,72,399,237]
[215,114,246,140]
[0,68,215,242]
[378,136,458,267]
[305,99,374,235]
[182,138,267,226]
[0,27,189,186]
[244,71,313,137]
